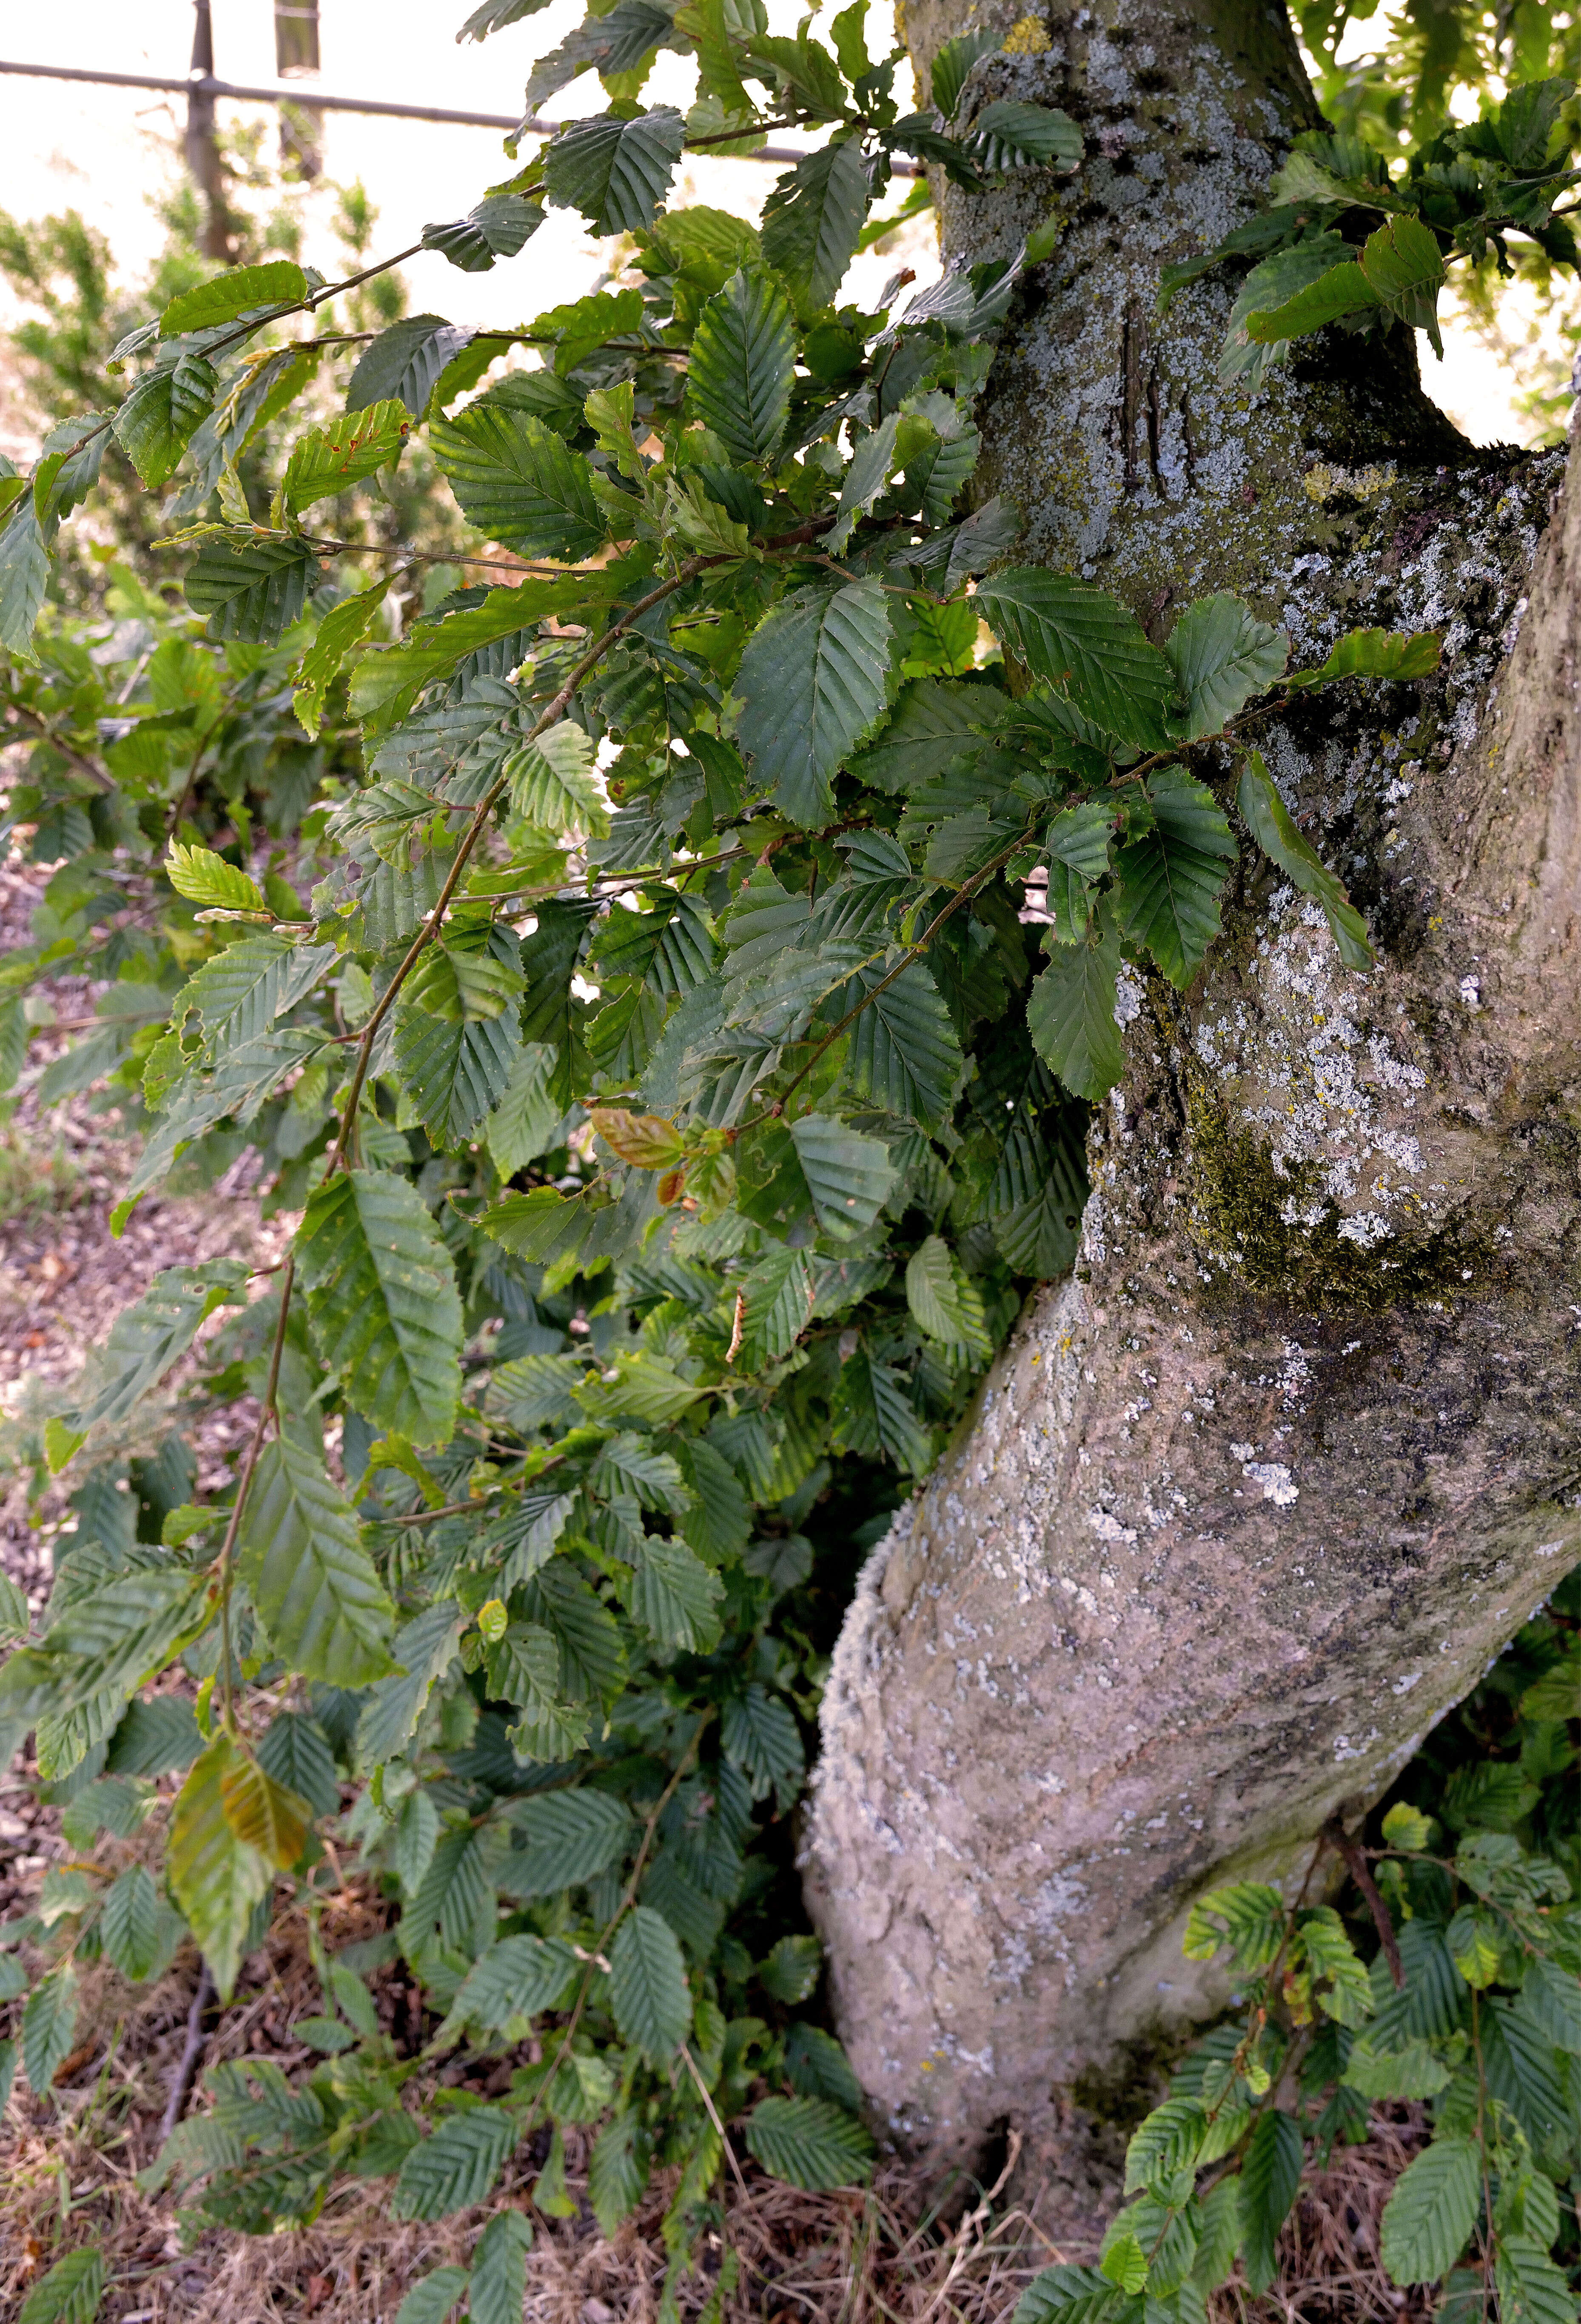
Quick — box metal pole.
[184,1,231,260]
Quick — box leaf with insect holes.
[283,399,410,511]
[746,2096,875,2189]
[113,352,218,487]
[687,267,797,463]
[610,1904,692,2062]
[238,1435,396,1687]
[505,722,609,836]
[296,1169,463,1447]
[165,844,268,916]
[736,581,893,827]
[169,1734,274,2002]
[1237,751,1373,970]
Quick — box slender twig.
[160,1965,217,2144]
[508,1709,714,2147]
[1320,1813,1403,1988]
[680,2037,757,2207]
[211,1255,294,1726]
[0,696,114,793]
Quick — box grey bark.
[803,0,1581,2185]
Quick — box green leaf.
[589,2111,652,2233]
[185,536,317,644]
[845,959,963,1128]
[1113,765,1237,987]
[761,139,870,312]
[1244,258,1381,345]
[348,314,476,416]
[1124,2096,1206,2196]
[392,2268,470,2324]
[296,1168,463,1446]
[101,1863,162,1983]
[1240,2109,1303,2293]
[905,1234,992,1360]
[1380,2137,1481,2285]
[21,1968,77,2094]
[1026,914,1126,1100]
[789,1114,899,1240]
[295,579,393,737]
[257,1711,340,1819]
[736,582,893,827]
[734,1244,815,1368]
[17,2247,104,2324]
[506,721,609,835]
[1358,214,1447,354]
[422,192,543,272]
[219,1751,312,1869]
[1182,1880,1286,1968]
[746,2095,875,2189]
[976,569,1175,748]
[160,261,308,335]
[687,268,796,464]
[283,399,410,512]
[1012,2264,1123,2324]
[112,353,218,487]
[1342,2033,1451,2100]
[165,842,268,915]
[1297,1905,1374,2026]
[758,1932,822,2003]
[1164,594,1288,738]
[969,100,1083,172]
[1236,750,1374,970]
[485,1042,563,1175]
[623,1534,725,1652]
[238,1435,396,1686]
[395,1007,522,1151]
[1286,626,1440,691]
[1100,2236,1147,2296]
[469,2211,534,2324]
[503,1789,634,1895]
[1494,2236,1577,2324]
[0,503,50,661]
[55,1260,247,1440]
[444,1934,580,2034]
[430,405,607,559]
[785,2024,863,2110]
[544,107,687,234]
[393,2106,517,2220]
[168,1734,274,2002]
[609,1903,692,2062]
[833,1349,933,1473]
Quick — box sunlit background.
[0,0,1574,454]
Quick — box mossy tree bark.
[802,0,1581,2184]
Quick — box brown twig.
[160,1964,217,2144]
[1321,1813,1403,1988]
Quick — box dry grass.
[0,1892,1441,2324]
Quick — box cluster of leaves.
[1016,1573,1581,2324]
[0,0,1456,2309]
[1166,74,1581,384]
[1293,0,1581,154]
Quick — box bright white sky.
[0,0,1553,450]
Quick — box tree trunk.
[802,0,1581,2192]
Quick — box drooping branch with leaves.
[0,0,1578,2314]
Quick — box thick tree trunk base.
[803,0,1581,2177]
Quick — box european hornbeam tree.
[1,0,1580,2309]
[806,0,1581,2180]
